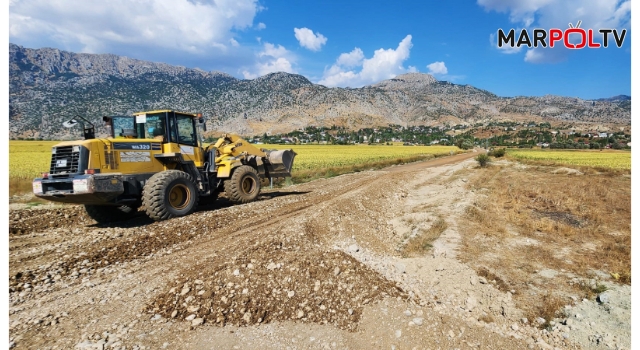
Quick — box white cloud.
[249,57,295,78]
[479,0,630,29]
[479,0,630,62]
[478,0,554,26]
[294,27,327,51]
[256,22,266,30]
[242,42,297,79]
[319,35,413,87]
[524,47,568,63]
[229,38,239,47]
[427,61,448,75]
[524,49,544,63]
[336,48,364,67]
[9,0,259,55]
[259,43,289,58]
[242,71,258,79]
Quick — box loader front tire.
[142,170,199,221]
[224,165,261,204]
[84,204,139,224]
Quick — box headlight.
[32,181,43,195]
[51,147,56,154]
[73,179,90,193]
[72,145,80,152]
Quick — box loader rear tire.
[224,165,261,204]
[84,204,139,224]
[142,170,199,221]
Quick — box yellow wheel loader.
[32,110,296,222]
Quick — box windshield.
[108,113,167,140]
[108,112,199,144]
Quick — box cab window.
[136,113,166,140]
[112,116,135,138]
[176,115,196,146]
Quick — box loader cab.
[104,110,205,166]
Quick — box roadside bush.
[456,139,474,150]
[475,153,490,168]
[490,148,506,158]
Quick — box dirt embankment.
[9,151,629,350]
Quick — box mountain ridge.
[9,43,630,139]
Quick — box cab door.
[173,113,205,167]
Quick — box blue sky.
[8,0,632,99]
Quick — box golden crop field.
[9,140,460,180]
[507,149,631,170]
[9,140,59,179]
[261,144,460,171]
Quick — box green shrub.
[476,153,490,167]
[491,148,506,157]
[461,140,474,150]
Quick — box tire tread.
[142,170,199,221]
[224,165,260,204]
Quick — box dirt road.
[9,151,581,349]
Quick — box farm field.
[9,140,460,183]
[9,141,59,180]
[261,144,459,171]
[506,149,631,170]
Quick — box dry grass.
[458,164,630,325]
[531,293,567,327]
[477,267,511,292]
[402,218,448,256]
[578,282,609,300]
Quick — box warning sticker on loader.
[180,145,194,155]
[119,151,151,162]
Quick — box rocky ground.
[8,152,630,349]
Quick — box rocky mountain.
[9,44,631,139]
[596,95,631,102]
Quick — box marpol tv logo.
[497,21,627,49]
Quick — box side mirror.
[63,119,79,128]
[198,117,207,131]
[62,116,95,140]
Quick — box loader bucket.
[264,149,296,178]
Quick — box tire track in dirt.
[140,154,481,331]
[82,151,478,268]
[10,152,478,289]
[9,152,480,347]
[8,171,384,298]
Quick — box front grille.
[50,146,80,175]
